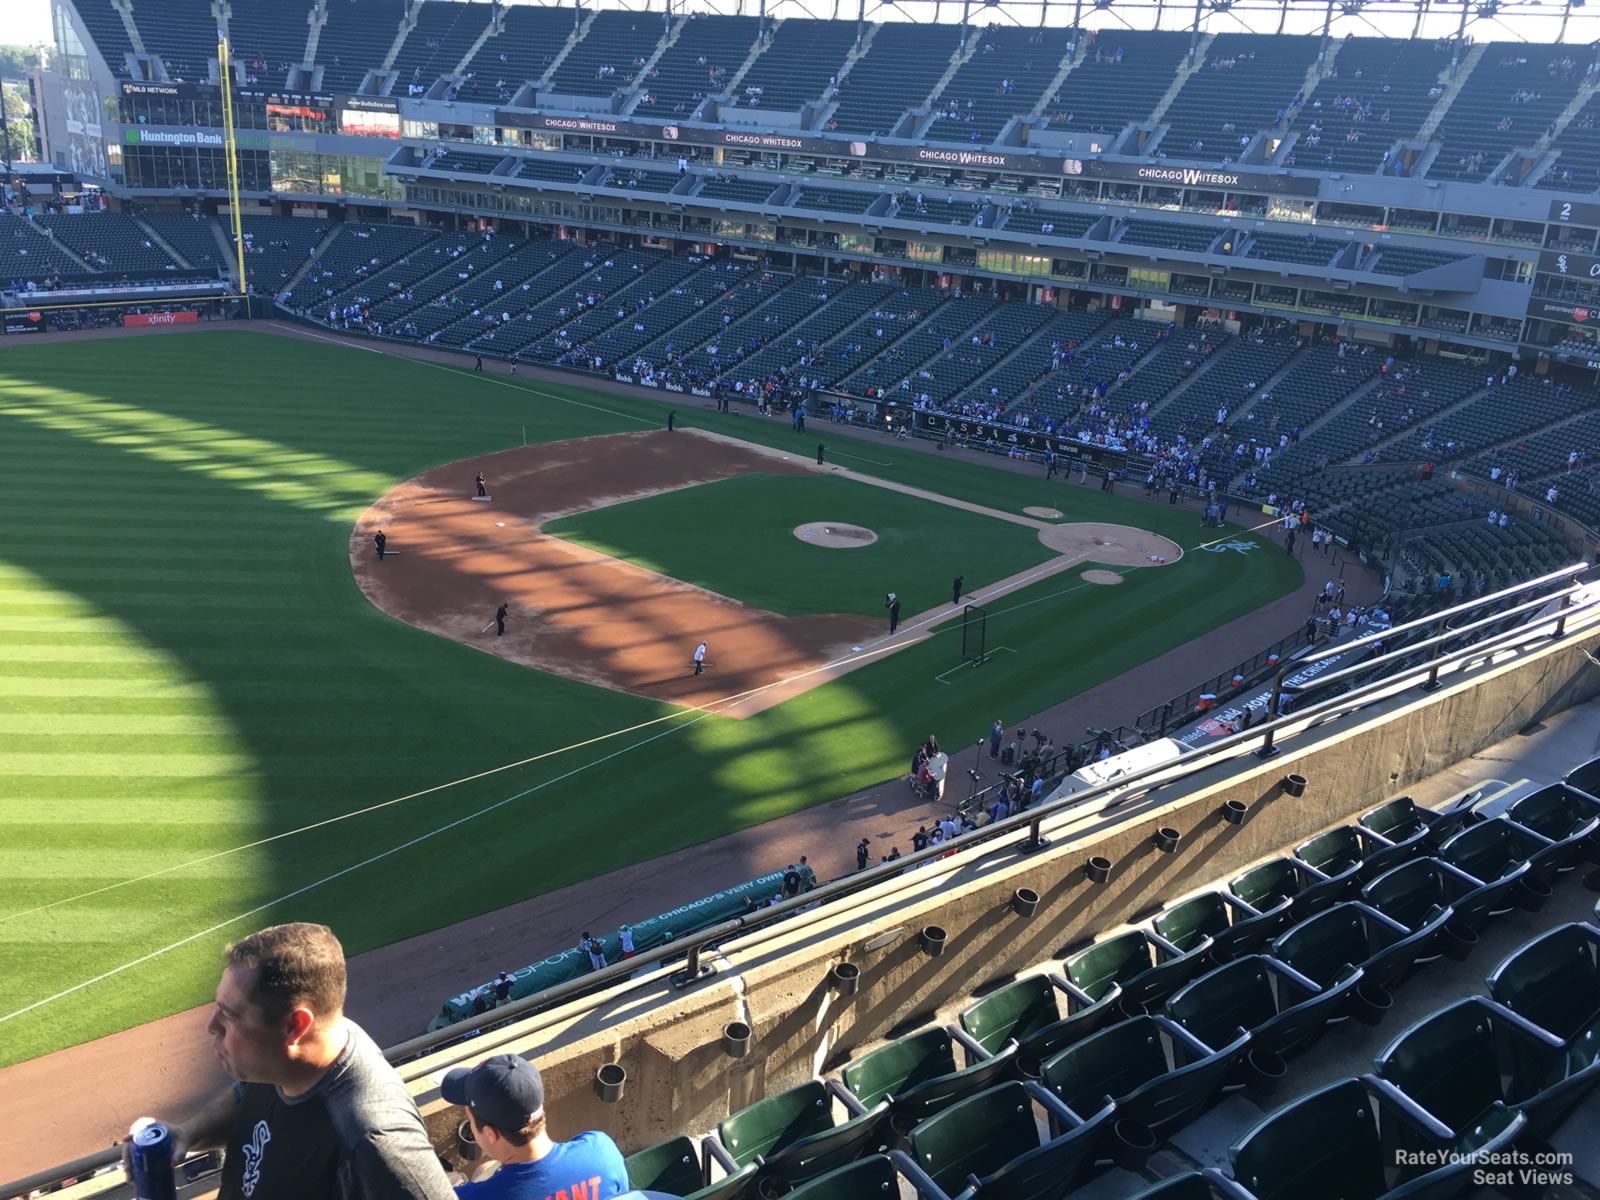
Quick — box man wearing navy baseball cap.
[444,1055,628,1199]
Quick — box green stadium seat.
[958,973,1117,1076]
[1563,753,1600,797]
[1270,902,1432,1017]
[1039,1016,1248,1147]
[839,1027,1018,1133]
[1358,796,1439,855]
[1359,857,1499,949]
[1360,794,1479,856]
[1374,996,1600,1140]
[1227,1077,1526,1200]
[1164,955,1359,1087]
[683,1165,762,1200]
[1230,857,1355,918]
[626,1135,704,1196]
[1152,890,1292,962]
[904,1080,1112,1200]
[1061,929,1215,1016]
[711,1080,889,1190]
[1125,1173,1250,1200]
[781,1154,900,1200]
[1295,824,1420,885]
[1356,864,1455,964]
[1506,785,1600,873]
[1438,817,1554,914]
[1486,922,1600,1043]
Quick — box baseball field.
[0,329,1301,1067]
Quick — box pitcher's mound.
[795,521,879,548]
[1024,506,1064,519]
[1039,522,1181,566]
[1082,569,1124,585]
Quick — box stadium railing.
[5,564,1596,1200]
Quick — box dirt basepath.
[0,319,1376,1184]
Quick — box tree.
[0,44,40,80]
[1,81,35,164]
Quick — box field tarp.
[433,866,797,1028]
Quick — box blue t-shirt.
[457,1132,629,1200]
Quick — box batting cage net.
[961,604,988,665]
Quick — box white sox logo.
[241,1120,271,1196]
[1198,539,1259,555]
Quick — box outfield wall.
[377,609,1600,1157]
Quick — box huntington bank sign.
[125,128,224,146]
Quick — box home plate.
[496,522,506,527]
[471,495,493,502]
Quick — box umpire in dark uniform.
[887,592,901,635]
[374,530,387,560]
[951,575,963,605]
[476,471,487,498]
[817,443,826,466]
[495,603,508,637]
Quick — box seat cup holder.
[1515,876,1553,913]
[1111,1118,1158,1171]
[1441,922,1480,962]
[1245,1047,1288,1099]
[1351,981,1394,1027]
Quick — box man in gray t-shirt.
[127,923,454,1200]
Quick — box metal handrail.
[6,562,1596,1200]
[1253,563,1588,757]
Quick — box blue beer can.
[130,1121,178,1200]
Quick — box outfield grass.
[544,472,1059,617]
[0,331,1301,1064]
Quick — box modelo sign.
[124,310,200,327]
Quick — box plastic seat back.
[761,1103,889,1188]
[841,1028,959,1108]
[683,1165,761,1200]
[626,1136,703,1196]
[1375,999,1508,1136]
[1295,827,1364,881]
[1109,1023,1249,1139]
[906,1082,1041,1196]
[1063,931,1157,1001]
[960,975,1061,1055]
[1361,858,1453,932]
[1040,1016,1173,1118]
[1440,818,1542,888]
[1360,795,1429,844]
[1165,956,1280,1050]
[1508,785,1600,871]
[717,1080,834,1169]
[959,1101,1113,1200]
[1124,1174,1230,1200]
[1563,754,1600,797]
[1228,1079,1388,1200]
[1487,923,1600,1043]
[782,1154,899,1200]
[1153,893,1229,954]
[1230,859,1302,912]
[1269,903,1372,989]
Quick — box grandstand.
[18,0,1600,1190]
